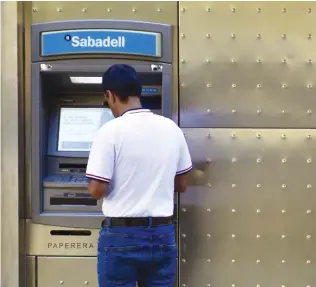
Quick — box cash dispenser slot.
[50,197,97,206]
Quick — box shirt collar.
[121,108,152,116]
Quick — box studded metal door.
[179,2,316,287]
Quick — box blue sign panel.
[41,29,162,57]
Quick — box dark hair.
[102,64,142,102]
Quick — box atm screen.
[57,107,114,152]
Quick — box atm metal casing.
[30,20,174,228]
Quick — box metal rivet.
[207,109,211,113]
[107,8,112,12]
[232,157,237,163]
[282,209,286,213]
[32,7,37,12]
[256,133,261,139]
[307,184,312,189]
[182,208,186,212]
[206,259,211,263]
[232,83,237,88]
[231,58,237,63]
[60,282,64,285]
[84,282,89,285]
[256,209,261,213]
[206,157,212,163]
[232,208,236,212]
[180,33,186,39]
[308,59,313,63]
[308,8,312,13]
[256,285,261,287]
[256,158,262,163]
[307,210,312,214]
[232,234,236,238]
[157,8,162,12]
[257,109,262,114]
[281,158,287,163]
[307,260,311,264]
[256,234,261,239]
[281,285,286,287]
[281,134,286,139]
[231,33,236,39]
[307,109,312,115]
[232,184,236,188]
[181,258,186,263]
[307,158,312,163]
[181,83,186,88]
[281,260,286,263]
[207,208,211,212]
[257,184,261,188]
[307,234,311,239]
[56,8,62,12]
[282,8,287,13]
[232,109,236,114]
[282,184,286,188]
[308,34,312,39]
[257,58,262,63]
[181,7,186,12]
[206,7,211,12]
[232,284,236,287]
[206,83,212,88]
[282,34,287,39]
[256,260,261,263]
[283,58,287,63]
[207,133,211,139]
[207,284,211,287]
[257,84,262,88]
[207,183,212,187]
[181,284,186,287]
[181,59,186,64]
[206,58,211,63]
[231,133,236,139]
[282,83,287,88]
[257,33,261,39]
[82,8,87,12]
[307,84,313,89]
[132,8,137,12]
[281,234,286,239]
[182,233,186,238]
[257,7,261,13]
[206,33,211,39]
[231,7,236,13]
[282,110,287,114]
[231,259,236,263]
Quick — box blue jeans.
[97,223,177,287]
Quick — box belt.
[101,217,173,227]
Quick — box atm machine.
[26,20,176,287]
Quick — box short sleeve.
[176,130,192,175]
[86,126,115,182]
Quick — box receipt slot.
[30,20,173,228]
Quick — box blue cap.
[102,64,142,100]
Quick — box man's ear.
[109,91,116,103]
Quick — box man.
[86,64,192,287]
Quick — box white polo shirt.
[86,108,192,217]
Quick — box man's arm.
[88,179,110,200]
[175,130,192,193]
[86,126,115,200]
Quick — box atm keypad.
[69,175,88,183]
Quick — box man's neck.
[119,100,143,116]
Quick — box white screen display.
[57,107,114,152]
